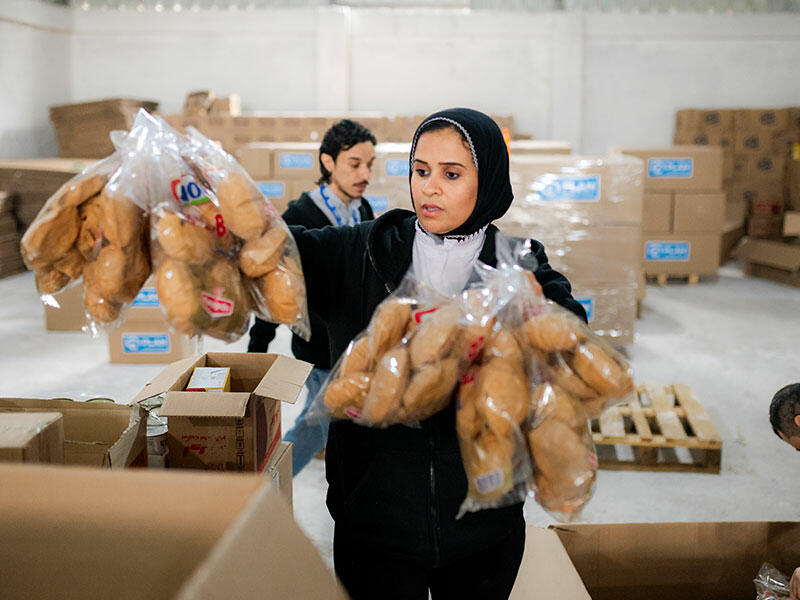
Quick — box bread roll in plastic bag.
[754,563,791,600]
[309,274,475,428]
[180,127,310,341]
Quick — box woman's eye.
[415,168,429,177]
[445,171,460,180]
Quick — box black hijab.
[408,107,513,237]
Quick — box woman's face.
[411,127,478,235]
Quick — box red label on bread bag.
[201,288,234,318]
[413,306,439,324]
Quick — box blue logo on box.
[533,175,601,202]
[280,153,314,170]
[648,158,693,178]
[256,181,285,197]
[385,159,409,177]
[576,297,595,322]
[122,334,171,354]
[646,241,691,262]
[132,288,159,308]
[365,195,389,214]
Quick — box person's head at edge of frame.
[317,119,377,201]
[408,107,512,237]
[770,383,800,451]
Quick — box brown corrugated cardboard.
[211,94,242,116]
[0,413,64,464]
[747,216,784,239]
[618,146,723,192]
[737,236,800,286]
[643,233,721,275]
[787,144,800,211]
[236,143,273,179]
[725,197,747,226]
[511,521,800,600]
[569,283,636,346]
[784,211,800,236]
[674,109,735,138]
[750,197,784,218]
[721,222,745,263]
[271,143,320,179]
[737,152,787,180]
[734,108,792,132]
[729,177,784,206]
[0,398,146,468]
[508,140,572,155]
[673,192,725,234]
[44,284,85,331]
[184,90,215,116]
[643,192,672,232]
[0,464,347,600]
[373,142,412,190]
[364,184,413,216]
[734,129,769,154]
[265,441,293,512]
[133,353,311,472]
[506,154,644,225]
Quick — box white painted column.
[314,6,350,112]
[550,11,585,152]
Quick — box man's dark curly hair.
[317,119,377,185]
[770,383,800,439]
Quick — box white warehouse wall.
[2,5,799,159]
[0,0,73,158]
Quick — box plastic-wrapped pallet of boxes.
[496,154,644,346]
[618,146,724,280]
[366,143,414,216]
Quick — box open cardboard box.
[0,464,347,599]
[511,522,800,600]
[0,398,146,468]
[133,353,311,472]
[736,236,800,287]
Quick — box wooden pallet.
[590,383,722,473]
[646,273,702,286]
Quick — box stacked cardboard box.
[133,353,310,473]
[674,107,800,254]
[496,154,644,346]
[108,278,200,364]
[619,146,724,278]
[50,98,159,158]
[0,192,24,278]
[0,413,64,464]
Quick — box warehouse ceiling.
[37,0,800,11]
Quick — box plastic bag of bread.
[527,382,597,521]
[144,123,250,342]
[308,274,478,428]
[180,127,310,341]
[754,563,791,600]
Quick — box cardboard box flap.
[176,482,348,600]
[510,527,590,600]
[132,355,204,404]
[107,405,147,468]
[0,413,62,447]
[253,355,313,405]
[160,392,252,418]
[735,238,800,272]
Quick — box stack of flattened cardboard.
[49,98,159,158]
[0,464,347,599]
[496,154,644,346]
[620,146,724,279]
[674,107,800,253]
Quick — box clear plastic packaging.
[754,563,791,600]
[181,127,311,341]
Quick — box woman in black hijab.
[290,108,586,600]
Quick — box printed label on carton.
[533,174,601,202]
[256,181,285,198]
[648,158,694,179]
[385,159,410,177]
[365,194,389,214]
[122,333,171,354]
[645,241,691,262]
[279,153,314,170]
[576,297,595,322]
[132,287,159,308]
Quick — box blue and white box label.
[575,297,595,322]
[533,174,601,202]
[645,241,691,262]
[385,159,409,177]
[122,334,171,354]
[365,195,389,214]
[132,288,159,308]
[279,153,314,170]
[648,158,693,179]
[256,181,285,198]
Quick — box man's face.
[323,141,375,200]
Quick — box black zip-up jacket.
[290,209,586,565]
[248,192,375,368]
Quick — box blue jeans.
[283,367,330,476]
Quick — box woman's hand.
[791,567,800,600]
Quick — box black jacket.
[290,209,586,566]
[248,192,375,368]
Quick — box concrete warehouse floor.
[1,261,799,568]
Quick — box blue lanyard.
[320,185,360,227]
